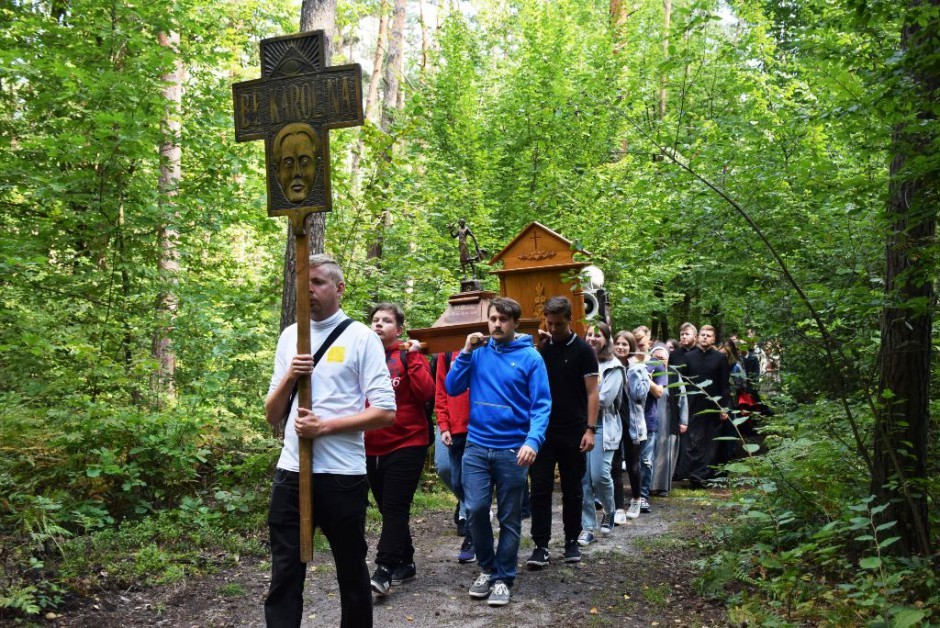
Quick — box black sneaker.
[457,517,468,537]
[640,498,651,514]
[526,546,550,569]
[370,565,392,596]
[390,562,416,585]
[563,540,581,563]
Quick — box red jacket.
[365,341,435,456]
[434,350,470,437]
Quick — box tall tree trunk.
[420,0,431,74]
[871,0,937,557]
[611,0,633,154]
[365,0,388,124]
[153,29,182,397]
[280,0,336,331]
[659,0,671,119]
[350,0,388,191]
[651,282,668,340]
[610,0,622,24]
[117,204,140,406]
[380,0,406,133]
[367,0,406,271]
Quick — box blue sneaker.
[457,536,475,563]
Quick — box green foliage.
[698,397,938,624]
[0,0,293,618]
[0,0,936,622]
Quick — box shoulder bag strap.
[280,318,355,434]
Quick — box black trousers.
[612,445,625,509]
[674,430,692,481]
[529,432,585,546]
[264,469,372,628]
[366,445,427,567]
[612,438,643,507]
[686,414,721,484]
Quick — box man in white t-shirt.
[263,254,396,628]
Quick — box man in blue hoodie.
[445,297,551,607]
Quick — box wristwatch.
[586,424,598,433]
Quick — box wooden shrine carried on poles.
[490,222,592,338]
[409,222,592,351]
[232,30,363,563]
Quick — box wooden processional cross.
[232,30,363,562]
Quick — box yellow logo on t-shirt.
[327,346,346,363]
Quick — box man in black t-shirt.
[526,297,600,568]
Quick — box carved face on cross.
[273,123,320,203]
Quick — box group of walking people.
[260,253,752,627]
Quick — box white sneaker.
[626,499,641,519]
[614,509,628,525]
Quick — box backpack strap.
[401,348,437,443]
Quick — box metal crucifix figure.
[233,30,363,562]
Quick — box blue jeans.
[640,431,658,500]
[581,428,615,530]
[434,425,453,489]
[461,442,528,585]
[435,425,467,520]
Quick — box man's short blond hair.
[308,254,344,285]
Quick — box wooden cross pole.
[232,30,363,563]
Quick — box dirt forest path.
[57,491,728,627]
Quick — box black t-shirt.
[538,332,599,436]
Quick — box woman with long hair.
[633,326,666,514]
[610,330,648,521]
[578,322,625,545]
